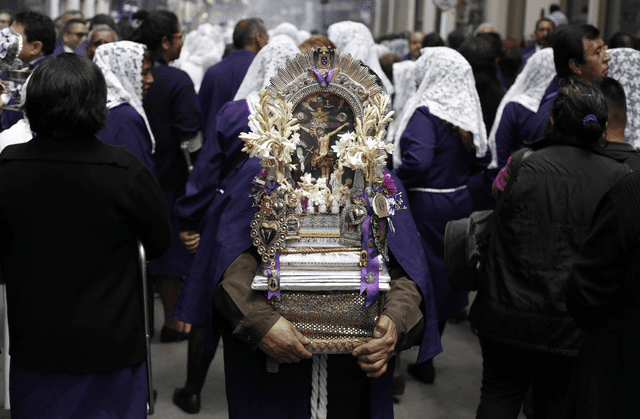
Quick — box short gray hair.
[88,24,120,43]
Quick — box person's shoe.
[392,375,405,396]
[160,325,189,343]
[447,308,468,324]
[407,360,435,384]
[173,388,200,414]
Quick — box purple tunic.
[394,106,480,321]
[143,56,201,277]
[199,49,255,141]
[528,75,563,143]
[10,359,147,419]
[98,103,159,181]
[494,101,535,170]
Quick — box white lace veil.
[327,21,394,96]
[93,41,155,151]
[608,48,640,148]
[268,22,301,45]
[393,47,487,168]
[386,60,417,145]
[487,48,556,166]
[233,34,301,103]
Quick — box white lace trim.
[233,35,301,102]
[609,48,640,148]
[327,21,394,96]
[387,60,417,150]
[93,41,155,153]
[393,47,487,168]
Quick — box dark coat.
[564,171,640,418]
[470,140,630,356]
[0,135,172,373]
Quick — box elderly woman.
[94,41,157,179]
[393,47,489,384]
[472,78,631,418]
[0,53,171,418]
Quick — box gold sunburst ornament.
[332,94,395,183]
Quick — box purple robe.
[98,103,159,181]
[518,43,537,75]
[528,75,563,143]
[143,56,201,277]
[495,101,535,170]
[10,359,147,419]
[395,106,483,321]
[199,49,255,141]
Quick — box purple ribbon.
[360,215,380,307]
[311,67,336,86]
[267,253,281,300]
[263,183,277,195]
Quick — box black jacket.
[0,135,172,373]
[470,139,630,356]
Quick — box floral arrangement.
[297,173,331,206]
[240,90,301,188]
[332,94,395,183]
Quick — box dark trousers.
[476,336,576,419]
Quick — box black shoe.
[160,325,189,343]
[173,388,200,414]
[407,360,435,384]
[392,375,405,396]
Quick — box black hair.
[63,18,86,34]
[608,32,635,49]
[422,32,444,48]
[500,49,523,89]
[222,43,237,59]
[447,28,467,50]
[549,78,607,142]
[550,4,561,13]
[232,18,266,50]
[536,18,554,30]
[25,54,108,137]
[378,52,401,84]
[11,11,56,56]
[477,32,504,60]
[89,14,117,32]
[551,23,600,78]
[458,37,505,133]
[130,10,179,53]
[593,76,627,125]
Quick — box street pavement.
[0,292,525,418]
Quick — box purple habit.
[527,75,563,143]
[494,101,535,171]
[395,106,483,322]
[199,49,255,141]
[98,103,159,181]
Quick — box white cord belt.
[409,185,467,193]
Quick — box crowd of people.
[0,4,639,418]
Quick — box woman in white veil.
[393,47,488,384]
[489,47,556,171]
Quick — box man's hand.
[352,314,397,378]
[179,230,200,253]
[258,317,312,363]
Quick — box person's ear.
[568,59,582,76]
[161,35,171,51]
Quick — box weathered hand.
[352,314,397,378]
[258,317,312,363]
[179,230,200,253]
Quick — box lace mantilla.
[609,48,640,148]
[487,48,556,168]
[393,47,487,168]
[387,60,417,157]
[233,35,301,102]
[327,21,394,96]
[93,41,155,151]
